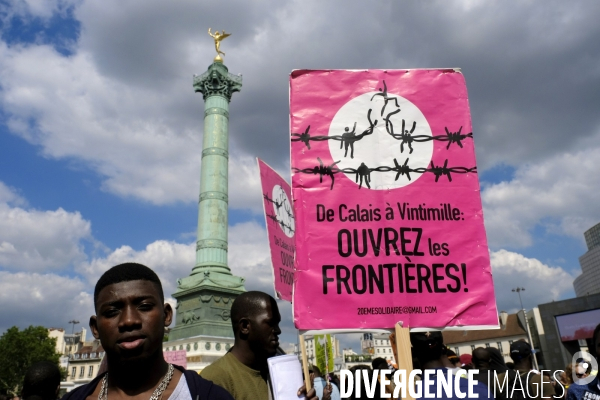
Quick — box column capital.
[193,62,242,102]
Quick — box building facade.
[361,333,395,361]
[48,327,87,356]
[443,312,529,363]
[538,293,600,372]
[574,223,600,297]
[162,335,233,372]
[303,335,341,369]
[66,340,104,387]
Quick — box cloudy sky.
[0,0,599,351]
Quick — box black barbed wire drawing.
[383,108,417,154]
[293,157,477,190]
[370,80,400,116]
[355,162,372,189]
[393,158,412,181]
[279,220,294,235]
[383,109,473,154]
[340,122,357,157]
[291,125,314,149]
[339,109,378,158]
[305,157,341,190]
[264,192,295,235]
[291,81,477,190]
[292,109,471,154]
[291,110,378,158]
[266,212,279,224]
[442,126,471,150]
[286,208,294,220]
[263,193,283,213]
[429,159,453,182]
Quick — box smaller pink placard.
[164,350,187,368]
[258,158,295,302]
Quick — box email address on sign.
[357,306,437,315]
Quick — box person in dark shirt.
[22,361,61,400]
[510,340,555,399]
[62,262,234,400]
[201,291,317,400]
[410,331,494,400]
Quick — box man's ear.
[164,302,173,327]
[90,316,100,339]
[239,317,251,336]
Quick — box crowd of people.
[7,262,600,400]
[330,327,600,400]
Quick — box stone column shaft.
[193,95,230,274]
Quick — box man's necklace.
[98,363,174,400]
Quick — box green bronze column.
[192,62,241,275]
[169,59,246,341]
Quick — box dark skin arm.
[298,384,318,399]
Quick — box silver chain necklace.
[98,363,174,400]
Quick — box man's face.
[248,299,281,358]
[90,280,172,363]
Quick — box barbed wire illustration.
[292,110,472,155]
[264,192,295,235]
[263,193,283,213]
[383,109,473,154]
[291,109,378,158]
[293,158,477,190]
[371,80,400,116]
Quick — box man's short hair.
[410,331,444,365]
[230,291,275,333]
[311,365,322,377]
[372,357,388,370]
[472,347,491,367]
[22,361,61,400]
[94,263,164,309]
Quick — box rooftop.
[442,313,527,345]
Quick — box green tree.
[0,326,61,396]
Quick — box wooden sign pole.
[394,322,414,400]
[299,334,312,391]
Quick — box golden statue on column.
[208,28,231,62]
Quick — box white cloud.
[0,271,92,333]
[78,240,194,298]
[0,182,93,272]
[482,146,600,248]
[228,220,273,292]
[0,40,263,210]
[0,0,77,20]
[76,220,273,330]
[78,220,272,297]
[0,181,26,206]
[490,249,575,312]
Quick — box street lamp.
[68,320,79,335]
[511,288,539,370]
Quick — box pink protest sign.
[258,158,295,301]
[164,350,187,368]
[290,69,498,330]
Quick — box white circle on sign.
[328,92,433,189]
[272,185,295,238]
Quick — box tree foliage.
[0,326,61,396]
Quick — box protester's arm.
[298,384,318,400]
[322,383,332,400]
